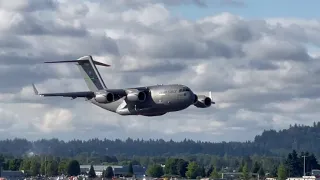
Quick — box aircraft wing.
[32,84,94,98]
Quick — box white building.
[80,164,146,177]
[287,176,320,180]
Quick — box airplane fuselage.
[91,84,197,116]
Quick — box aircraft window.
[182,88,190,91]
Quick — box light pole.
[45,146,51,178]
[302,155,306,176]
[86,152,89,164]
[45,156,47,177]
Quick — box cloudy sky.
[1,0,319,142]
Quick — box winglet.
[32,84,43,97]
[209,91,215,104]
[32,83,38,95]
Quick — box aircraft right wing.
[32,84,95,99]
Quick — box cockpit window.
[180,87,190,92]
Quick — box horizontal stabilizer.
[44,59,110,67]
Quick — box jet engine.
[126,90,147,102]
[193,95,212,108]
[94,92,114,103]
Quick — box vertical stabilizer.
[44,55,109,91]
[76,56,107,91]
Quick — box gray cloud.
[0,0,319,142]
[0,0,57,12]
[9,14,88,37]
[107,0,208,8]
[245,61,280,70]
[218,0,246,7]
[0,35,31,49]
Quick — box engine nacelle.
[126,91,147,102]
[94,92,114,103]
[193,95,212,108]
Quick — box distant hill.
[254,122,320,156]
[0,122,320,157]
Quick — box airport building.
[80,164,146,178]
[0,170,25,180]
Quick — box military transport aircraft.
[32,55,215,116]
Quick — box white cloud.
[121,3,170,26]
[34,108,74,133]
[0,0,319,142]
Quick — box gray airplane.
[32,55,215,116]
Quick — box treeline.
[1,123,320,157]
[270,150,320,180]
[0,138,270,157]
[284,150,319,177]
[146,157,265,179]
[1,150,317,179]
[0,155,81,177]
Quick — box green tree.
[206,165,213,177]
[8,159,22,171]
[251,161,260,173]
[300,152,320,173]
[40,160,47,175]
[47,160,59,176]
[105,166,114,178]
[278,163,287,180]
[146,164,164,178]
[210,167,220,179]
[285,150,301,177]
[30,159,40,176]
[0,154,4,164]
[177,159,188,177]
[199,165,206,177]
[238,159,245,172]
[127,162,134,177]
[67,160,80,176]
[244,156,253,170]
[186,162,199,179]
[258,167,265,177]
[58,159,68,175]
[20,159,31,171]
[241,163,249,180]
[88,164,96,178]
[270,164,278,177]
[164,158,178,175]
[238,164,243,172]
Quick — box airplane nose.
[188,91,197,104]
[193,94,198,104]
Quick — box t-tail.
[44,55,109,91]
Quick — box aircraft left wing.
[32,84,94,99]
